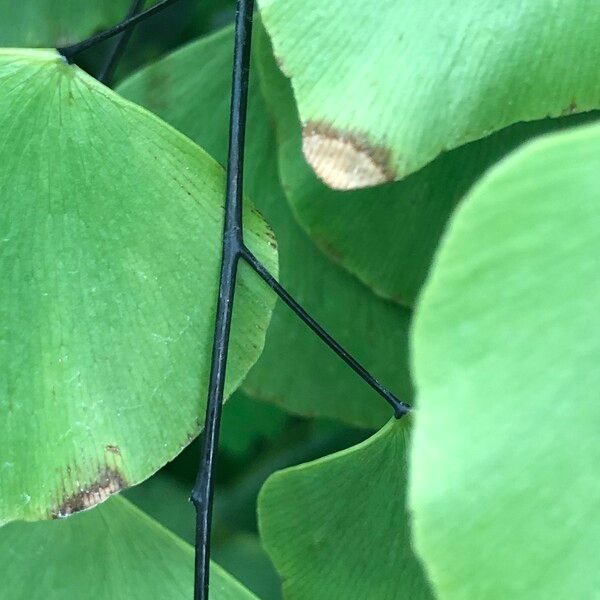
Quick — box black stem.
[57,0,183,63]
[242,247,411,419]
[49,0,411,597]
[97,0,145,85]
[190,1,254,599]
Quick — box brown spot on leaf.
[302,122,395,190]
[105,444,121,456]
[52,468,127,518]
[265,228,278,251]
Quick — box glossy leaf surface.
[411,120,600,599]
[0,49,277,524]
[258,0,600,189]
[259,419,433,599]
[1,496,257,599]
[118,26,412,429]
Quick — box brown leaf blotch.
[52,468,127,518]
[302,122,395,190]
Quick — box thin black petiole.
[51,0,410,597]
[97,0,145,85]
[241,246,411,419]
[190,2,408,592]
[190,1,254,599]
[57,0,183,63]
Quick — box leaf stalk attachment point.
[190,4,410,595]
[241,246,411,418]
[82,2,412,596]
[189,1,254,598]
[57,0,183,63]
[190,2,410,594]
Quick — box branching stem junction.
[59,3,411,599]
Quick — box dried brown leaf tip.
[52,467,127,518]
[302,122,395,190]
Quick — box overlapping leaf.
[219,392,289,460]
[0,495,257,599]
[118,25,412,429]
[256,29,599,305]
[123,468,282,598]
[258,0,600,189]
[259,419,433,599]
[0,49,277,524]
[214,534,283,600]
[0,0,131,47]
[410,120,600,598]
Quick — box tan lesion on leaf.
[52,467,127,518]
[302,122,395,190]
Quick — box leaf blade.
[0,49,277,524]
[0,0,131,47]
[259,419,433,600]
[258,0,600,188]
[118,25,413,429]
[410,120,600,599]
[0,495,258,599]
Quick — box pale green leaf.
[258,0,600,189]
[0,495,257,599]
[0,49,277,524]
[256,27,599,305]
[259,419,433,600]
[118,25,412,429]
[410,120,600,599]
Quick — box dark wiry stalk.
[98,0,145,85]
[74,0,410,595]
[57,0,183,63]
[191,2,410,592]
[242,247,411,419]
[190,1,254,599]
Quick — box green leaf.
[214,534,282,600]
[258,418,433,599]
[212,420,369,536]
[0,495,257,599]
[0,0,131,47]
[0,49,277,524]
[123,470,196,544]
[410,120,600,599]
[219,392,289,460]
[256,27,599,306]
[258,0,600,189]
[118,25,412,429]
